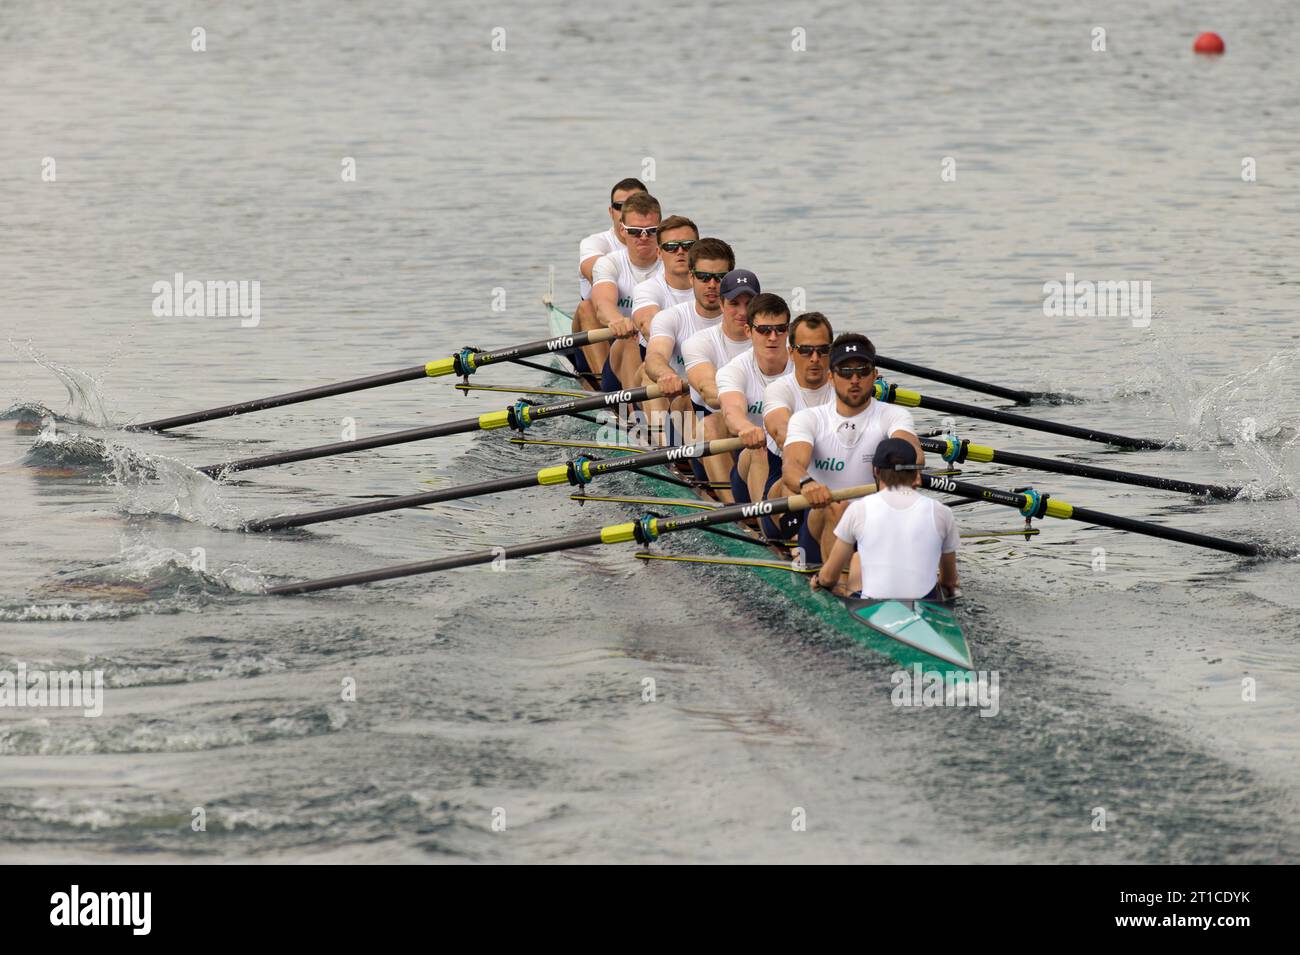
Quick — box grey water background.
[1,0,1298,861]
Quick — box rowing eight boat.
[543,301,975,672]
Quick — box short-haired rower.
[573,178,646,378]
[631,216,703,443]
[578,191,663,391]
[717,292,795,505]
[754,312,835,539]
[642,237,736,445]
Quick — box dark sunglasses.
[624,225,659,238]
[793,344,831,357]
[751,322,790,337]
[692,270,727,283]
[660,240,696,253]
[610,200,625,210]
[833,364,875,380]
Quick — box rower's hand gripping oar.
[197,384,662,478]
[127,329,617,433]
[873,380,1167,450]
[266,483,877,595]
[246,436,742,531]
[920,473,1265,556]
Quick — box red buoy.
[1193,32,1225,55]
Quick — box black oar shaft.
[198,416,480,477]
[1067,504,1260,556]
[874,355,1036,403]
[129,329,614,432]
[919,438,1240,499]
[880,383,1165,450]
[921,474,1261,556]
[127,366,429,433]
[267,483,874,595]
[267,530,611,595]
[247,471,544,530]
[199,385,658,478]
[248,437,741,531]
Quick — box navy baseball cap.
[829,339,876,369]
[872,437,920,470]
[720,269,760,300]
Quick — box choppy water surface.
[1,1,1298,862]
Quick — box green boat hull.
[543,303,974,673]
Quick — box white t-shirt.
[592,248,662,345]
[784,400,917,488]
[680,325,752,407]
[763,372,834,455]
[834,488,958,600]
[578,227,620,300]
[649,301,722,372]
[633,272,693,317]
[716,351,794,431]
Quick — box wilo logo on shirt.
[1042,272,1152,328]
[152,272,261,327]
[49,885,151,935]
[813,457,845,471]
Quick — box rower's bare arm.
[644,337,677,385]
[687,364,720,408]
[591,284,634,338]
[719,391,750,437]
[632,305,658,338]
[782,441,813,488]
[765,408,792,450]
[590,283,619,326]
[580,255,601,284]
[814,537,854,592]
[939,551,959,591]
[893,428,925,466]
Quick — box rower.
[631,215,701,443]
[642,238,735,446]
[782,334,923,565]
[584,192,664,392]
[574,178,646,378]
[810,438,960,601]
[754,311,835,540]
[679,268,759,495]
[717,293,795,505]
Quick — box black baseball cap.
[720,269,760,300]
[829,339,876,369]
[872,437,920,470]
